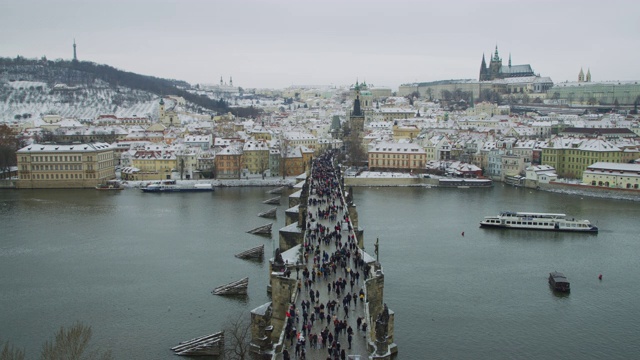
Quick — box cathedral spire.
[352,91,362,117]
[479,53,487,81]
[586,68,591,82]
[508,53,511,67]
[578,68,585,82]
[493,45,500,61]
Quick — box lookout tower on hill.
[73,39,78,62]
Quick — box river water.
[0,186,639,359]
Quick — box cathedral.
[578,68,592,82]
[479,46,535,81]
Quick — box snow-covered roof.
[243,140,269,151]
[370,142,425,154]
[18,142,112,153]
[184,135,212,143]
[586,162,640,172]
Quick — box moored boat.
[479,211,598,232]
[438,178,493,188]
[95,180,124,190]
[549,271,570,292]
[141,181,214,193]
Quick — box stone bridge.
[250,154,398,359]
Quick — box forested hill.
[0,56,228,113]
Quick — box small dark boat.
[549,271,570,292]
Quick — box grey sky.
[2,0,639,89]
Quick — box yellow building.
[392,123,420,141]
[16,142,115,188]
[317,138,343,153]
[283,132,318,151]
[371,108,416,122]
[368,142,426,172]
[159,98,181,127]
[250,129,272,141]
[281,146,313,176]
[583,162,640,189]
[541,138,623,179]
[243,140,270,174]
[422,135,452,161]
[466,102,510,117]
[126,148,176,180]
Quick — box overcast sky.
[3,0,639,90]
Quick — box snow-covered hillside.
[0,80,159,122]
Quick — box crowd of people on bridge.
[282,153,373,360]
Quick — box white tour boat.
[479,211,598,232]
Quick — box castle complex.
[479,46,535,81]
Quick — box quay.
[248,152,398,359]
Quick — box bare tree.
[1,342,25,360]
[177,152,186,180]
[280,135,290,179]
[0,124,19,176]
[223,312,252,360]
[40,322,112,360]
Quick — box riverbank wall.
[345,177,437,187]
[0,179,17,189]
[539,181,640,201]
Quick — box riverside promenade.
[249,153,397,360]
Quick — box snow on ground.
[355,171,418,178]
[6,81,48,89]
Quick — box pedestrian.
[348,333,353,349]
[283,349,290,360]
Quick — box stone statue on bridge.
[274,248,284,266]
[375,303,390,343]
[346,186,354,206]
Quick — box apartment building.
[368,142,426,172]
[16,142,115,188]
[583,162,640,189]
[542,138,624,179]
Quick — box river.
[0,186,639,359]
